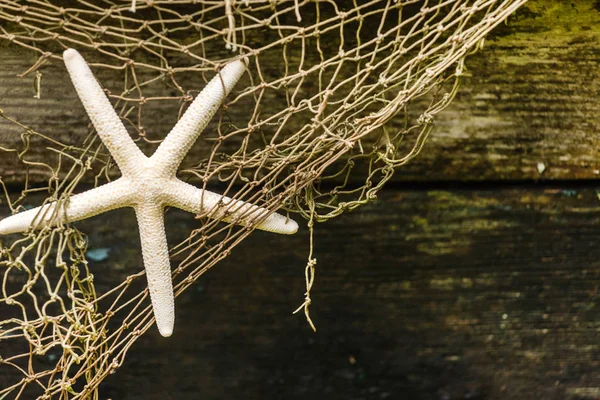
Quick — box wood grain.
[2,185,597,399]
[1,1,600,184]
[116,185,600,399]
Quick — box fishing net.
[0,0,526,398]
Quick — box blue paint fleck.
[86,248,110,262]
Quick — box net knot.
[417,112,434,125]
[378,74,389,87]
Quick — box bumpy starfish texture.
[0,49,298,337]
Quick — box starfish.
[0,49,298,337]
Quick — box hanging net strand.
[0,0,527,398]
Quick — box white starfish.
[0,49,298,337]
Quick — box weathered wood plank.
[1,1,600,184]
[403,1,600,181]
[2,185,598,398]
[90,186,600,398]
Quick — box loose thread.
[293,201,317,331]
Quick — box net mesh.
[0,0,525,398]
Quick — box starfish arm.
[63,49,147,175]
[0,179,134,235]
[134,203,175,337]
[165,180,299,234]
[151,59,247,177]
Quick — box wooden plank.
[402,1,600,181]
[1,1,600,184]
[108,186,600,399]
[2,184,599,398]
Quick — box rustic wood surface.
[7,185,592,400]
[1,1,600,184]
[1,1,600,399]
[3,185,600,399]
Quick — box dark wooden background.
[2,1,600,399]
